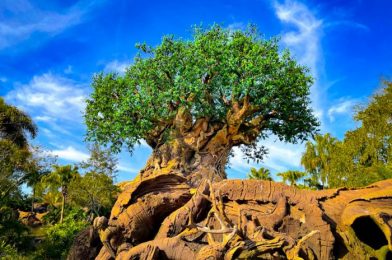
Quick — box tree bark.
[139,118,232,187]
[80,178,392,260]
[69,108,392,259]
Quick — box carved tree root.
[69,178,392,259]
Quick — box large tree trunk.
[139,117,233,187]
[77,176,392,260]
[69,108,392,259]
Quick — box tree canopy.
[0,97,39,201]
[42,165,79,223]
[301,133,337,187]
[247,167,273,181]
[277,170,307,186]
[301,81,392,188]
[78,143,118,178]
[0,97,37,148]
[86,25,319,157]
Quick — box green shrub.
[0,241,22,259]
[0,206,31,252]
[32,208,89,259]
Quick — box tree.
[352,80,392,166]
[0,98,38,201]
[327,82,392,187]
[79,143,118,178]
[303,177,324,190]
[301,133,338,188]
[42,165,79,223]
[247,167,273,181]
[74,27,392,260]
[68,171,119,218]
[277,170,307,186]
[0,140,30,201]
[68,144,119,219]
[86,25,318,185]
[25,146,57,213]
[0,97,37,149]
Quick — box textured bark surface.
[79,175,392,260]
[69,107,392,259]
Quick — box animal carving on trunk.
[82,179,392,259]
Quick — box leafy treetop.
[86,25,319,153]
[247,167,273,181]
[0,97,37,148]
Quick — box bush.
[41,204,61,225]
[32,208,89,259]
[0,206,32,251]
[0,241,25,259]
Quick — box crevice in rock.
[351,216,388,250]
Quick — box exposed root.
[286,230,320,260]
[73,179,392,260]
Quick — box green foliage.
[247,167,273,181]
[0,240,26,260]
[0,98,52,207]
[0,140,31,200]
[68,144,119,217]
[303,177,324,190]
[0,97,37,148]
[79,143,118,178]
[301,133,338,188]
[41,205,63,225]
[86,25,318,155]
[301,81,392,188]
[68,171,119,217]
[0,206,29,250]
[41,165,80,223]
[277,170,307,186]
[33,208,89,259]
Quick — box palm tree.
[42,165,79,223]
[26,170,44,214]
[277,170,307,186]
[0,98,38,200]
[25,146,56,213]
[301,134,338,188]
[247,167,273,181]
[0,97,37,148]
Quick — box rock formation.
[69,170,392,259]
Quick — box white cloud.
[0,0,102,49]
[34,115,53,122]
[51,146,89,162]
[274,1,322,73]
[274,0,324,124]
[229,138,304,175]
[6,73,88,122]
[0,77,7,83]
[265,141,303,169]
[41,127,56,138]
[104,60,129,74]
[117,165,139,174]
[327,99,356,122]
[326,20,369,31]
[227,22,246,31]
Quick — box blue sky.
[1,0,391,182]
